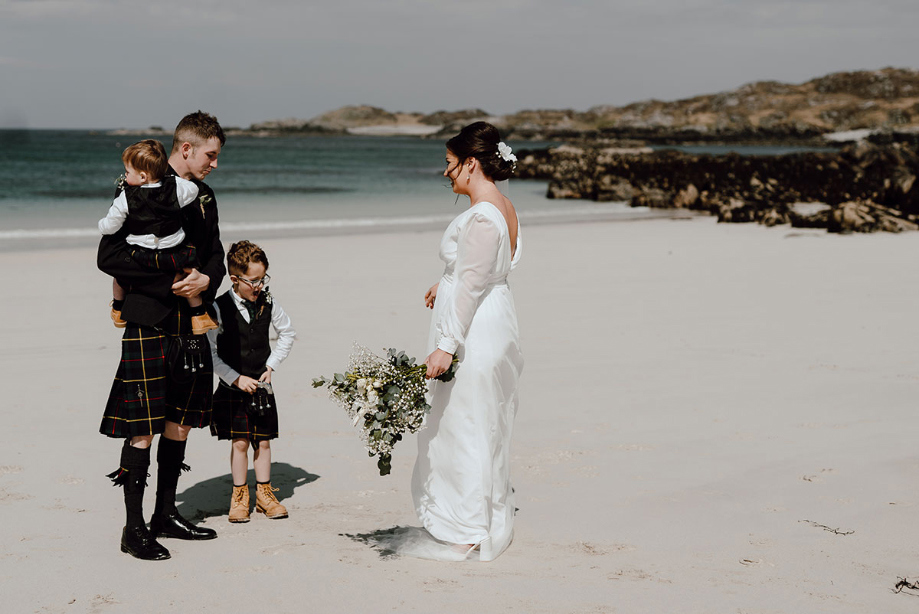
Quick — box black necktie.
[243,299,259,321]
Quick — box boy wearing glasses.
[207,240,296,522]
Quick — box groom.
[98,110,226,560]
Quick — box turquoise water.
[0,130,838,246]
[0,130,566,237]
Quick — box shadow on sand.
[342,525,475,561]
[341,526,409,559]
[176,462,319,522]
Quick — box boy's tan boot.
[191,313,219,335]
[111,306,127,328]
[228,485,250,523]
[255,483,288,519]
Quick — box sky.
[1,0,917,129]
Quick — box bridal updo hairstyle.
[447,121,515,182]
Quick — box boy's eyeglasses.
[237,275,270,289]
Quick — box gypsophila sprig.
[114,174,126,193]
[312,344,458,476]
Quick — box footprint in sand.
[572,541,637,555]
[262,543,308,556]
[423,578,459,593]
[801,468,835,482]
[0,488,34,502]
[89,594,119,611]
[608,568,672,583]
[739,558,763,566]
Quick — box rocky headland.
[502,67,919,144]
[226,67,919,144]
[109,67,919,145]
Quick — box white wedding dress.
[409,201,524,562]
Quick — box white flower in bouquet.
[313,344,458,476]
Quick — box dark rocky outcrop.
[515,142,919,233]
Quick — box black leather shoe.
[150,510,217,541]
[120,525,171,560]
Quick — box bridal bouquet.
[312,345,458,476]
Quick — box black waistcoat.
[123,175,182,239]
[215,291,272,378]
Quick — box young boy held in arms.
[99,139,218,335]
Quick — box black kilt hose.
[210,382,279,442]
[100,301,214,439]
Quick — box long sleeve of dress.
[266,299,297,372]
[436,213,500,354]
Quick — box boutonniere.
[114,174,126,192]
[198,193,212,218]
[258,289,272,317]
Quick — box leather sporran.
[246,382,274,416]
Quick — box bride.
[411,121,524,561]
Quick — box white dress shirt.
[207,289,297,386]
[98,177,199,249]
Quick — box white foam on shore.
[0,227,99,240]
[346,125,442,136]
[0,204,682,243]
[822,129,878,143]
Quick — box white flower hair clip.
[496,141,517,164]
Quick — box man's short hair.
[171,110,226,153]
[227,240,269,277]
[122,139,168,180]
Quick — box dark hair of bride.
[446,121,515,182]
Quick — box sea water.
[0,130,833,247]
[0,131,563,240]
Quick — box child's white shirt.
[207,290,297,386]
[97,177,199,249]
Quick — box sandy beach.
[2,215,918,613]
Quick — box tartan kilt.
[100,323,213,439]
[129,243,198,272]
[209,382,279,442]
